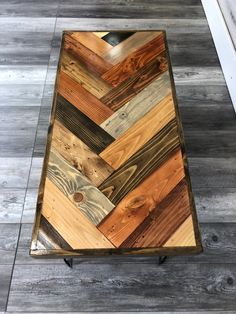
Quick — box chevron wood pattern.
[30,31,202,257]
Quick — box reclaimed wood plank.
[47,149,115,225]
[51,119,114,187]
[58,71,113,124]
[41,178,115,249]
[99,93,175,169]
[98,149,185,247]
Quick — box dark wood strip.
[120,179,191,248]
[38,215,73,250]
[100,51,168,111]
[98,119,180,205]
[102,32,135,46]
[56,94,115,154]
[102,32,165,87]
[64,33,112,76]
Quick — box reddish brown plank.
[120,179,191,248]
[58,71,113,124]
[98,149,185,247]
[100,52,168,111]
[102,33,165,87]
[64,33,112,76]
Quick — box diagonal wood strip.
[42,178,115,249]
[93,32,109,38]
[100,71,171,138]
[47,149,115,226]
[64,33,112,76]
[52,120,114,187]
[98,149,185,247]
[98,119,180,205]
[99,93,175,169]
[102,32,165,87]
[100,52,168,111]
[120,179,191,248]
[58,71,114,124]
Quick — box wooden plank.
[98,149,185,247]
[121,180,191,248]
[47,149,115,226]
[163,216,196,247]
[58,71,113,124]
[56,94,115,154]
[61,51,112,98]
[102,32,165,86]
[93,32,109,38]
[51,119,114,187]
[41,178,115,249]
[100,71,171,138]
[64,33,112,76]
[100,53,168,111]
[70,31,113,55]
[99,119,180,205]
[99,93,175,169]
[102,31,162,64]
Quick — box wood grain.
[99,93,175,169]
[41,178,115,249]
[98,149,185,247]
[121,179,191,248]
[61,51,112,98]
[102,32,165,86]
[58,71,113,124]
[99,119,180,204]
[47,149,115,225]
[56,94,115,154]
[64,33,112,76]
[93,32,109,38]
[100,71,171,138]
[51,119,114,187]
[100,53,168,111]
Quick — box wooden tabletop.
[30,31,202,257]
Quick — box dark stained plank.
[102,31,135,46]
[100,53,168,111]
[121,180,191,248]
[56,94,115,154]
[64,32,112,76]
[102,32,165,86]
[99,119,180,204]
[98,149,185,247]
[58,71,113,124]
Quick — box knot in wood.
[73,191,86,203]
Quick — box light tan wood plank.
[51,119,114,187]
[42,178,115,249]
[100,71,171,138]
[99,93,176,169]
[163,216,196,247]
[93,32,109,38]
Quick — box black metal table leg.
[158,256,167,265]
[64,258,73,268]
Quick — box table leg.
[158,256,167,265]
[64,258,73,268]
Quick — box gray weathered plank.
[0,224,20,264]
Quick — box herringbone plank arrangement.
[30,31,202,256]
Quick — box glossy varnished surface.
[30,31,202,256]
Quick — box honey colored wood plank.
[121,180,192,248]
[41,178,115,249]
[70,31,113,56]
[51,119,114,187]
[56,95,114,154]
[102,32,165,86]
[100,71,171,138]
[100,52,168,111]
[98,149,185,247]
[64,33,112,76]
[58,71,113,124]
[93,32,109,38]
[102,31,162,64]
[61,51,112,98]
[47,149,115,225]
[99,119,180,205]
[99,93,175,169]
[163,216,196,247]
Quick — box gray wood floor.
[0,0,236,313]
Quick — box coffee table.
[30,31,202,264]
